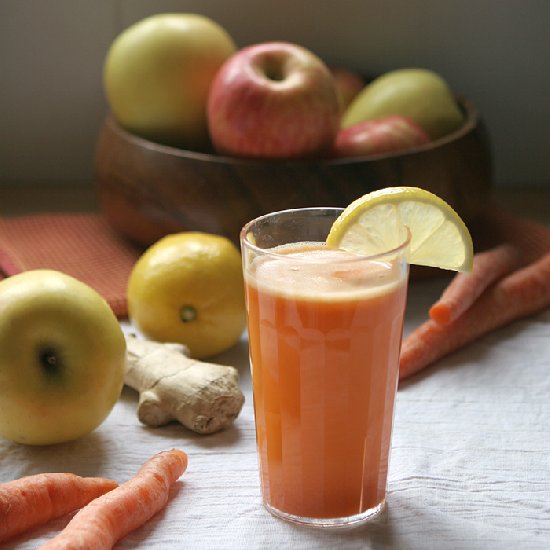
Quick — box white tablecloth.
[2,277,549,549]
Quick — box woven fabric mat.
[0,213,142,318]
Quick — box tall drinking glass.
[240,207,410,528]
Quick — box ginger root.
[124,334,245,434]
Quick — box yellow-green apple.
[207,42,340,159]
[330,67,366,112]
[332,115,430,158]
[343,68,464,139]
[104,13,236,151]
[0,270,126,445]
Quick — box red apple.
[207,42,340,159]
[330,68,366,112]
[331,115,430,158]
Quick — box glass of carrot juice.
[240,207,410,528]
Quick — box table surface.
[1,185,550,549]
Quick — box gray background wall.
[1,0,548,187]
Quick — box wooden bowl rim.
[103,95,480,168]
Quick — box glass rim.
[240,207,412,263]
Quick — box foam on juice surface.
[246,242,406,301]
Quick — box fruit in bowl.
[332,115,430,158]
[343,68,464,140]
[104,13,236,150]
[207,41,340,159]
[97,21,492,247]
[330,67,366,112]
[101,15,466,160]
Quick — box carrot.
[429,244,521,324]
[39,449,188,550]
[0,473,118,543]
[481,204,550,262]
[400,251,550,381]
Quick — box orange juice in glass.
[241,207,410,528]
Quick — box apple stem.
[261,58,286,82]
[179,305,197,323]
[38,346,60,374]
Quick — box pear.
[342,68,464,140]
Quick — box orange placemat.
[0,214,143,317]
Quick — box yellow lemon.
[327,186,473,272]
[128,232,246,358]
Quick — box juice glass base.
[263,499,386,529]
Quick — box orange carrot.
[39,449,188,550]
[483,204,550,263]
[0,473,118,543]
[400,251,550,381]
[429,244,521,324]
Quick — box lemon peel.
[326,186,473,272]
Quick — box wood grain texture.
[94,98,492,246]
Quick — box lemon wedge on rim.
[326,186,473,272]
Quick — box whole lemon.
[128,232,246,358]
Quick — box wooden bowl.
[95,97,492,247]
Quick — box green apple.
[342,68,464,139]
[104,13,236,150]
[0,270,126,445]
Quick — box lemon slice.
[326,186,473,271]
